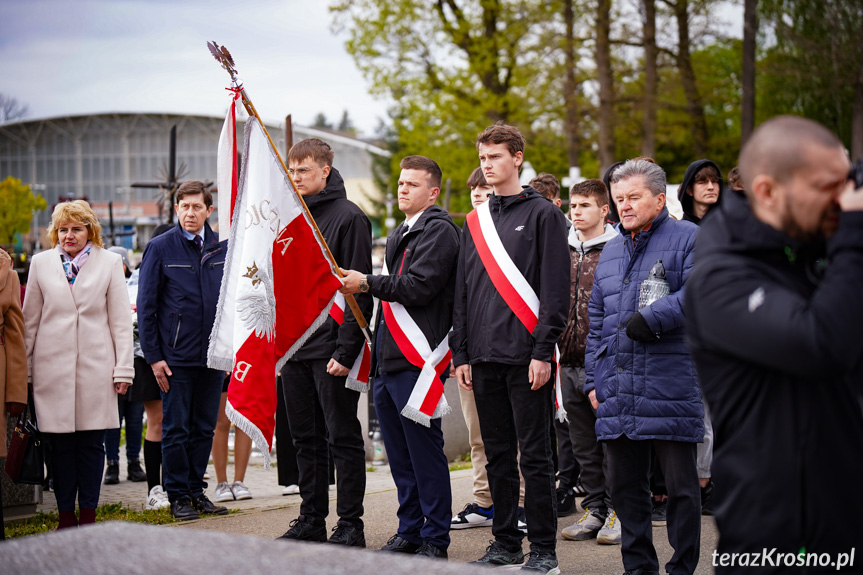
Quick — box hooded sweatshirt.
[559,223,618,366]
[678,159,725,226]
[291,167,373,364]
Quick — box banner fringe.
[225,399,272,470]
[345,377,369,393]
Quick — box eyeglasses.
[287,166,321,177]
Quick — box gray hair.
[610,160,667,196]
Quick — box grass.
[3,502,177,540]
[448,452,473,472]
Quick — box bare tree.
[641,0,658,158]
[853,15,863,160]
[0,94,30,123]
[563,0,581,170]
[741,0,758,146]
[665,0,709,157]
[597,0,616,174]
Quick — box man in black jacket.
[277,138,373,546]
[686,115,863,573]
[452,123,570,575]
[341,155,460,559]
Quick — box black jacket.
[290,168,373,364]
[451,187,570,367]
[677,159,724,225]
[369,205,460,374]
[685,188,863,571]
[138,222,225,367]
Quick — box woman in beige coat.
[1,247,28,540]
[23,200,134,529]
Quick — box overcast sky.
[0,0,390,135]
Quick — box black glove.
[626,312,659,342]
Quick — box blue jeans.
[374,370,451,550]
[160,366,223,503]
[104,394,145,461]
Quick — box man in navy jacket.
[586,159,703,575]
[137,181,227,521]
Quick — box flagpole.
[208,42,372,346]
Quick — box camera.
[850,159,863,191]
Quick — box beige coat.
[1,250,27,457]
[23,247,134,433]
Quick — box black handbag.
[4,401,45,485]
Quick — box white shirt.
[403,210,425,234]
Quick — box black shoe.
[278,515,327,542]
[379,534,420,553]
[623,570,660,575]
[104,460,120,485]
[127,458,147,482]
[191,493,229,516]
[328,521,366,547]
[471,540,524,567]
[701,480,714,516]
[170,499,200,521]
[522,550,560,574]
[556,487,576,517]
[651,498,667,526]
[572,476,588,497]
[415,542,448,559]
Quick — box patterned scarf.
[59,242,93,285]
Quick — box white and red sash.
[329,292,372,392]
[466,201,567,422]
[379,258,452,427]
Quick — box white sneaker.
[231,481,252,501]
[282,484,300,495]
[146,485,170,510]
[214,481,235,502]
[597,510,622,545]
[561,509,604,541]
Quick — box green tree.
[0,177,47,246]
[312,112,333,129]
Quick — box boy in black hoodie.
[277,138,373,547]
[678,159,724,225]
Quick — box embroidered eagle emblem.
[237,259,276,341]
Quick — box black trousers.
[606,437,701,575]
[281,359,365,526]
[560,366,610,513]
[276,374,336,487]
[45,430,106,512]
[472,362,557,552]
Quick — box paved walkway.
[36,449,719,574]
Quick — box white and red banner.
[216,90,240,236]
[208,115,343,467]
[466,201,567,422]
[329,292,372,392]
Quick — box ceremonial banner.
[467,201,567,422]
[209,117,343,467]
[216,91,239,235]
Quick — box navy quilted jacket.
[584,208,704,442]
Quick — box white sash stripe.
[476,201,540,317]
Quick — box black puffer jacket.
[685,188,863,572]
[451,188,570,367]
[369,205,460,374]
[677,159,724,225]
[290,168,373,365]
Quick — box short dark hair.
[288,138,334,168]
[400,155,442,188]
[727,166,744,191]
[476,121,526,156]
[529,173,561,201]
[467,167,488,188]
[691,165,721,191]
[739,115,843,195]
[570,179,609,207]
[176,180,213,208]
